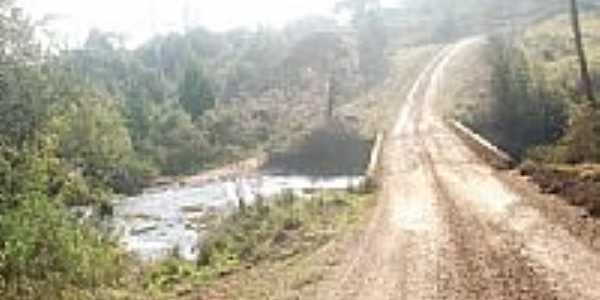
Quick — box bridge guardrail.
[448,120,515,170]
[367,132,385,179]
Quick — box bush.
[0,196,125,299]
[198,106,273,165]
[108,157,157,196]
[549,107,600,164]
[144,106,211,175]
[49,91,146,195]
[467,34,568,159]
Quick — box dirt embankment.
[520,163,600,217]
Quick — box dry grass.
[520,161,600,217]
[522,11,600,97]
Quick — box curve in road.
[316,38,600,300]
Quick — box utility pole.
[570,0,596,105]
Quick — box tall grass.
[144,189,374,293]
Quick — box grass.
[521,11,600,100]
[134,188,375,299]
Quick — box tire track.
[314,37,600,300]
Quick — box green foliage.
[49,90,140,194]
[143,191,373,294]
[199,106,272,162]
[468,34,568,158]
[483,13,600,165]
[144,257,198,292]
[0,140,90,209]
[0,197,125,299]
[532,107,600,164]
[0,0,380,297]
[178,61,215,120]
[45,13,377,181]
[144,105,210,175]
[0,142,124,299]
[562,108,600,162]
[196,191,370,275]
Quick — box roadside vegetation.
[459,33,569,159]
[463,11,600,162]
[453,10,600,217]
[0,0,386,297]
[5,0,589,297]
[134,189,375,299]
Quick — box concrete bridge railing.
[448,120,515,170]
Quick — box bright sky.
[18,0,341,47]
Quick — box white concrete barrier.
[449,120,515,170]
[367,132,385,178]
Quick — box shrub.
[142,106,212,175]
[108,157,157,196]
[49,91,146,195]
[0,196,125,299]
[467,34,568,159]
[552,107,600,164]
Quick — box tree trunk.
[570,0,596,105]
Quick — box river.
[109,175,365,261]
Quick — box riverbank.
[148,155,267,190]
[113,174,367,261]
[105,188,375,299]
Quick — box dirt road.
[315,39,600,299]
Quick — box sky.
[18,0,342,47]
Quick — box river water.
[110,175,365,261]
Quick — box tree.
[178,61,215,120]
[285,31,359,118]
[146,106,210,175]
[484,35,567,157]
[335,0,388,87]
[570,0,596,104]
[0,2,46,146]
[49,90,137,190]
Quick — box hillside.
[451,9,600,159]
[522,11,600,99]
[447,9,600,221]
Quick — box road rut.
[315,39,600,300]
